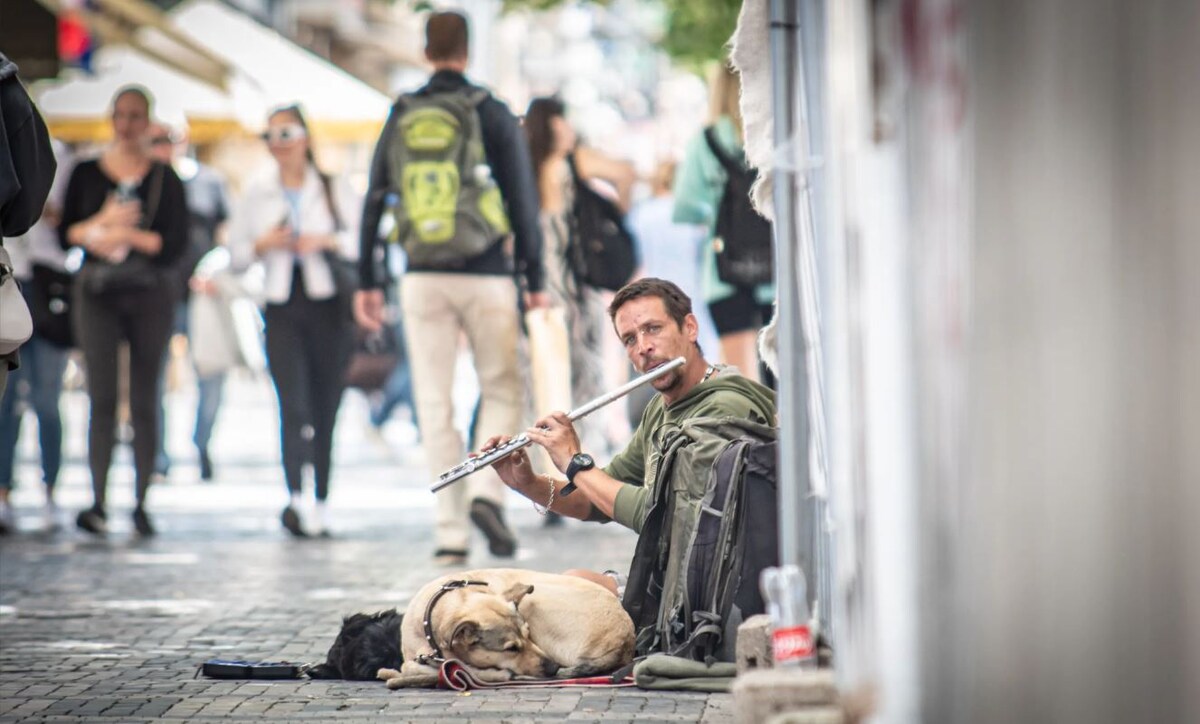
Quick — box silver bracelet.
[532,476,555,516]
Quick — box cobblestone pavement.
[0,376,734,722]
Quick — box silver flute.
[431,356,687,493]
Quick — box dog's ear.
[503,583,535,607]
[451,620,480,648]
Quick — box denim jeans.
[192,373,224,453]
[156,302,227,469]
[0,324,69,491]
[370,351,415,429]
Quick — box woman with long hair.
[59,86,189,536]
[227,104,359,537]
[674,62,775,386]
[524,97,634,457]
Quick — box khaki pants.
[401,273,521,553]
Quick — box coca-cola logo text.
[772,625,815,661]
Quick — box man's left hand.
[526,412,581,473]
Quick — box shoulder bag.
[0,248,34,355]
[28,263,76,348]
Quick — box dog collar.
[419,579,489,665]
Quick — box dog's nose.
[542,659,560,677]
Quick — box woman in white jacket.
[228,104,359,537]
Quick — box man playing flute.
[481,277,776,600]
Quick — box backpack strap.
[702,126,744,178]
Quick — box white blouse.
[227,164,360,304]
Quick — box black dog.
[307,609,404,680]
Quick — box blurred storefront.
[32,0,393,192]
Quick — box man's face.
[146,123,174,164]
[613,296,699,393]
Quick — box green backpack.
[386,88,510,266]
[623,415,779,662]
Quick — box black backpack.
[566,153,638,292]
[623,418,779,663]
[703,127,774,288]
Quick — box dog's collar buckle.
[422,579,489,664]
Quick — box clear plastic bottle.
[759,564,816,668]
[108,181,140,262]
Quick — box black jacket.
[0,53,55,372]
[358,70,544,292]
[0,53,55,238]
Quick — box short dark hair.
[426,11,469,61]
[608,278,694,330]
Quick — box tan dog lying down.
[378,568,635,687]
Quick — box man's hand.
[525,412,581,473]
[525,291,551,310]
[189,276,218,296]
[478,435,538,490]
[354,289,386,332]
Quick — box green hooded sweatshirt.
[603,365,776,532]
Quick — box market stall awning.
[34,45,240,143]
[167,0,392,142]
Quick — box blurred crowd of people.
[0,11,774,558]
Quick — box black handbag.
[28,263,75,348]
[566,153,638,292]
[84,163,167,296]
[344,324,400,391]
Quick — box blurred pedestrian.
[674,63,775,386]
[524,97,636,458]
[355,10,549,566]
[228,104,359,538]
[0,51,57,400]
[146,120,230,482]
[628,159,718,352]
[59,86,189,537]
[0,141,73,534]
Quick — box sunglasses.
[261,124,307,145]
[149,135,173,146]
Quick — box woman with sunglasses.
[58,85,189,537]
[228,105,359,537]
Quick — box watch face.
[573,453,594,468]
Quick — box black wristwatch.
[561,453,595,498]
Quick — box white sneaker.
[313,501,332,538]
[42,501,61,533]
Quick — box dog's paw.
[376,667,401,681]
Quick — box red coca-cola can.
[772,624,815,663]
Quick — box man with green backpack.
[355,10,549,567]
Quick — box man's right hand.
[525,291,551,310]
[354,289,386,332]
[479,435,537,490]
